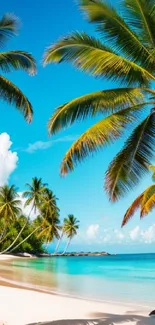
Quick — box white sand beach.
[0,284,153,325]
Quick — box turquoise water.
[1,253,155,307]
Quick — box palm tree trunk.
[0,206,34,255]
[0,221,28,255]
[62,237,71,255]
[9,225,41,253]
[54,232,63,255]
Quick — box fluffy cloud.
[0,133,18,185]
[129,226,140,241]
[86,224,99,240]
[18,192,39,220]
[25,135,78,154]
[84,224,155,245]
[141,225,155,244]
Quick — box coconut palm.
[44,0,155,202]
[122,165,155,227]
[40,188,59,219]
[0,185,21,223]
[11,187,60,253]
[0,185,23,254]
[38,215,61,251]
[39,189,60,251]
[62,215,79,254]
[23,177,47,215]
[0,14,36,122]
[54,227,63,254]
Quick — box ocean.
[0,253,155,308]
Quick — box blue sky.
[0,0,155,254]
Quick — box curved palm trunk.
[54,232,63,255]
[0,221,27,255]
[0,206,34,255]
[62,237,71,255]
[9,225,41,253]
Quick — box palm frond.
[140,184,155,217]
[0,51,36,75]
[0,14,19,47]
[149,165,155,181]
[43,32,154,86]
[105,112,155,201]
[60,106,140,175]
[125,0,155,49]
[48,87,144,135]
[79,0,155,70]
[122,193,143,226]
[0,76,33,122]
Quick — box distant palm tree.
[0,14,36,122]
[0,185,23,254]
[122,166,155,227]
[62,215,79,254]
[44,0,155,201]
[39,215,61,250]
[0,185,21,223]
[40,188,59,219]
[39,189,60,251]
[11,186,60,253]
[23,177,47,215]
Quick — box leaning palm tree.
[122,165,155,227]
[62,215,79,254]
[0,14,36,122]
[40,188,59,220]
[44,0,155,201]
[38,215,61,251]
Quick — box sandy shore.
[0,284,153,325]
[0,255,153,325]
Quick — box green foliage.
[0,216,44,253]
[44,0,155,201]
[0,13,36,122]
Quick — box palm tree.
[0,14,36,122]
[10,186,60,253]
[43,0,155,202]
[39,189,60,251]
[62,215,79,254]
[54,226,63,254]
[0,185,21,223]
[23,177,47,215]
[38,215,61,251]
[122,166,155,227]
[0,185,23,254]
[40,188,59,220]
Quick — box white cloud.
[0,133,18,185]
[83,224,155,246]
[18,192,39,220]
[129,226,140,241]
[86,224,99,240]
[141,225,155,244]
[25,135,78,154]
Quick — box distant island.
[37,251,113,257]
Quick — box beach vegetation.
[0,180,79,255]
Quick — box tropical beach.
[1,0,155,324]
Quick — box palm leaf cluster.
[0,14,36,122]
[44,0,155,201]
[122,166,155,226]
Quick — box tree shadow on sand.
[27,312,155,325]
